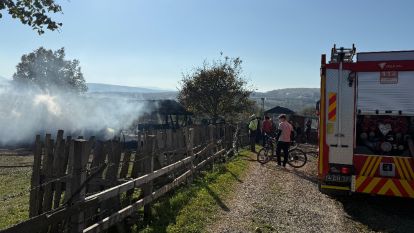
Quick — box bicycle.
[292,141,319,159]
[290,141,319,159]
[257,135,307,168]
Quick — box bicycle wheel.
[287,148,307,168]
[257,148,271,164]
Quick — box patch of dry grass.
[0,154,33,230]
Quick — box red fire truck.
[318,45,414,198]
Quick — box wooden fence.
[2,124,249,233]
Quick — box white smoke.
[0,84,147,146]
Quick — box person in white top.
[276,114,293,167]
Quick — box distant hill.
[87,83,171,93]
[251,88,320,113]
[87,84,319,112]
[87,91,178,100]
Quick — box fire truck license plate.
[326,175,351,183]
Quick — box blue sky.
[1,0,414,91]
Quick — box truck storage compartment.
[357,71,414,115]
[355,115,414,156]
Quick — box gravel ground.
[207,147,414,233]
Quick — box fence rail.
[1,123,249,233]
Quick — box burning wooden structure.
[136,99,193,131]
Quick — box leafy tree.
[0,0,62,34]
[178,55,254,123]
[13,47,88,93]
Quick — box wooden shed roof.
[264,106,295,114]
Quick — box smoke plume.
[0,84,146,146]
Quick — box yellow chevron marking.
[399,158,411,181]
[328,102,336,113]
[363,177,381,193]
[394,157,405,179]
[328,93,336,121]
[365,157,378,176]
[369,157,382,177]
[400,180,414,198]
[355,176,367,189]
[403,158,414,180]
[360,156,372,176]
[378,180,402,196]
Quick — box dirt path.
[207,149,414,233]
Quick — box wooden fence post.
[185,128,194,182]
[125,132,144,204]
[42,134,54,213]
[143,135,156,221]
[88,140,106,193]
[64,139,74,204]
[165,129,173,165]
[209,125,216,171]
[120,151,132,179]
[29,135,42,217]
[83,140,107,227]
[130,132,143,179]
[105,139,122,185]
[104,139,122,216]
[68,139,88,233]
[195,126,200,147]
[173,130,179,162]
[156,130,166,168]
[52,130,65,209]
[49,130,69,233]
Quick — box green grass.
[134,149,251,233]
[0,155,33,230]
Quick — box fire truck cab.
[319,45,414,198]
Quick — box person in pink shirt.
[276,114,293,167]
